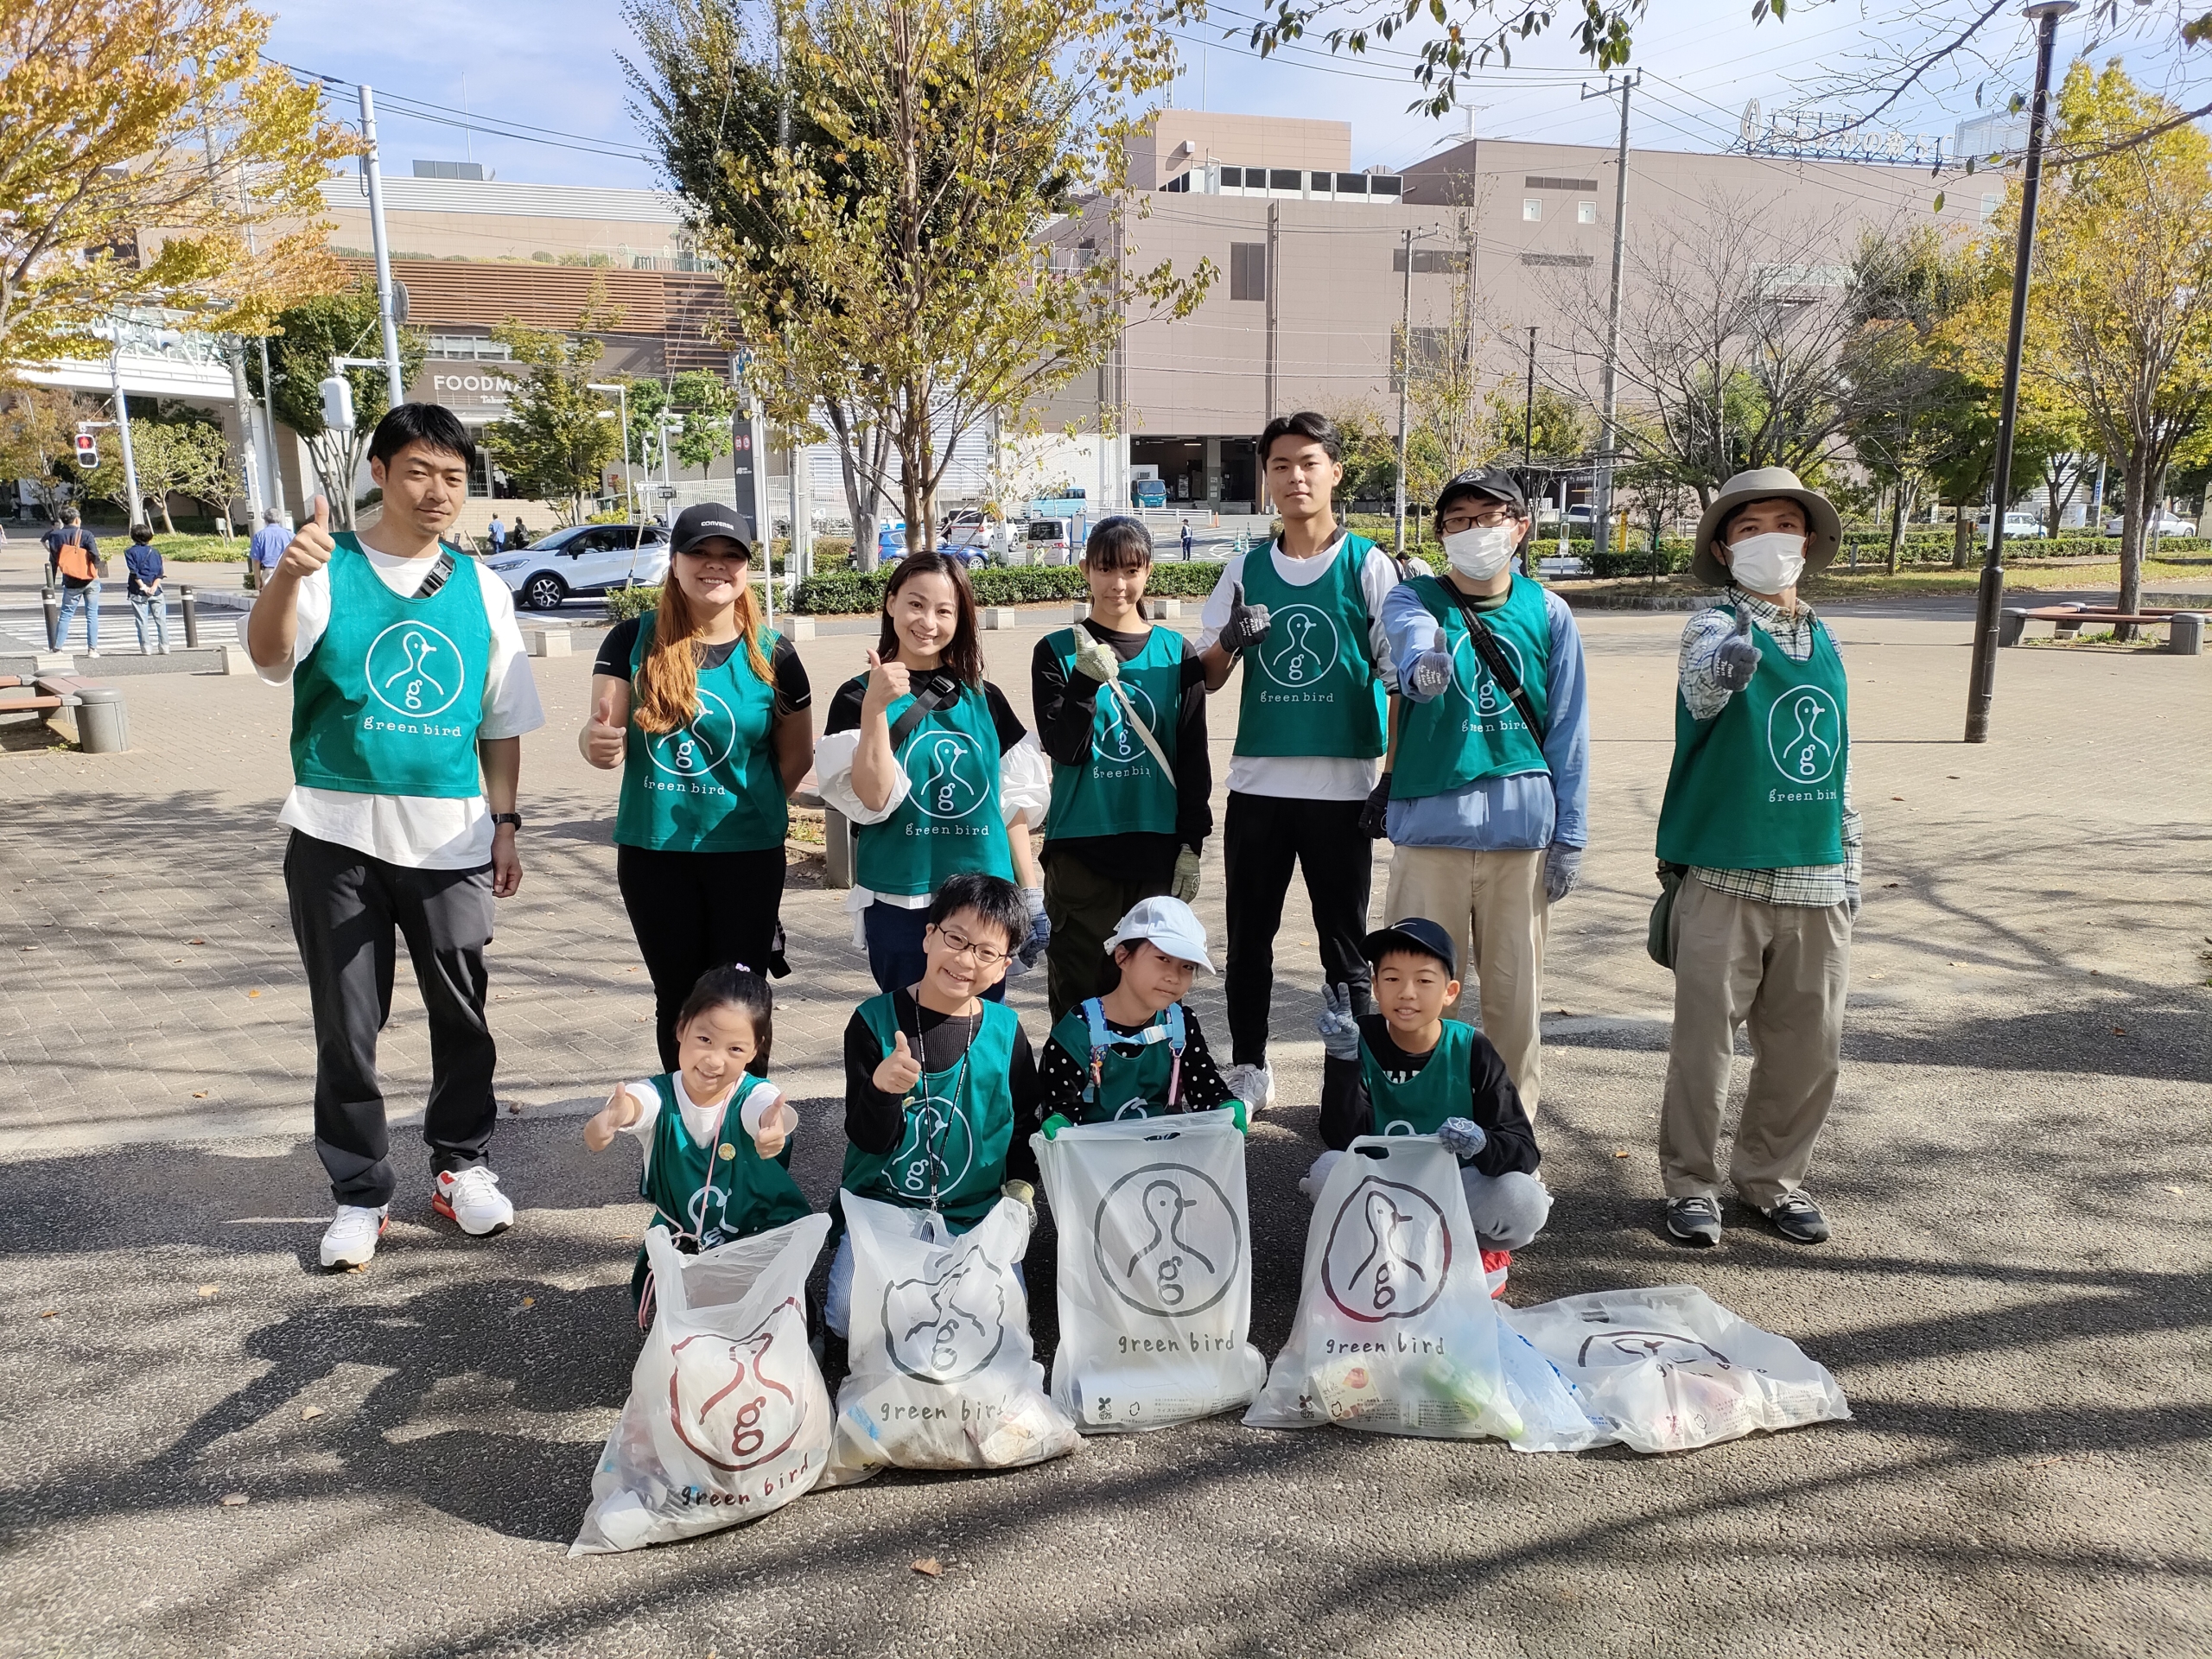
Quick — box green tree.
[1313,399,1401,505]
[0,383,85,517]
[244,280,427,528]
[481,288,625,524]
[84,408,238,531]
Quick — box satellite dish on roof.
[1741,98,1761,147]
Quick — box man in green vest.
[247,404,544,1272]
[1653,467,1859,1249]
[1197,410,1402,1114]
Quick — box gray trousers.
[284,831,499,1206]
[1660,875,1851,1210]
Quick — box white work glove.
[1437,1116,1488,1159]
[1219,582,1272,654]
[1407,621,1454,699]
[1543,843,1581,905]
[1713,607,1761,692]
[1172,845,1201,903]
[1316,982,1361,1062]
[1072,633,1119,683]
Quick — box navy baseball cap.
[1434,465,1527,518]
[1362,918,1458,977]
[671,502,754,556]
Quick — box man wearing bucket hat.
[1652,467,1860,1249]
[1368,465,1590,1116]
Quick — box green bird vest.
[1233,535,1386,760]
[1358,1020,1477,1139]
[1044,625,1183,842]
[1390,573,1552,800]
[289,537,489,798]
[1046,999,1188,1122]
[842,994,1020,1233]
[1655,607,1850,870]
[628,1071,812,1306]
[851,677,1013,898]
[613,613,790,853]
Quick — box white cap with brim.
[1103,895,1215,974]
[1691,466,1844,588]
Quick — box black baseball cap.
[671,502,754,556]
[1361,918,1458,977]
[1434,465,1528,519]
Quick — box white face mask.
[1443,524,1516,580]
[1725,531,1807,594]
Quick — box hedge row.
[787,560,1237,613]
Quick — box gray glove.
[1713,607,1761,692]
[1543,842,1581,905]
[1072,633,1119,683]
[1437,1117,1488,1159]
[1407,621,1454,699]
[1220,581,1272,654]
[1007,886,1050,975]
[1316,982,1361,1061]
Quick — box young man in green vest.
[1197,411,1402,1113]
[1654,467,1860,1249]
[1376,466,1589,1117]
[247,404,544,1272]
[1032,516,1211,1022]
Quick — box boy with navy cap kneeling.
[1308,917,1551,1274]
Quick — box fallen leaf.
[17,944,35,952]
[505,1102,524,1116]
[521,1295,536,1307]
[1891,795,1904,801]
[2113,1027,2126,1035]
[1613,1149,1630,1159]
[912,1557,942,1577]
[197,1283,219,1298]
[189,938,205,945]
[301,1406,325,1421]
[1946,774,1960,779]
[192,1091,209,1099]
[219,1493,249,1507]
[2164,1185,2183,1196]
[1882,881,1901,888]
[41,1309,58,1318]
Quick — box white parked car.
[486,524,671,611]
[1026,516,1077,565]
[2102,511,2193,537]
[1977,511,2048,540]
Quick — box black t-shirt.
[594,617,812,714]
[1319,1014,1540,1178]
[841,988,1041,1184]
[824,670,1027,753]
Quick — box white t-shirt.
[620,1073,784,1179]
[1195,534,1402,801]
[257,545,546,868]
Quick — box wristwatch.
[491,811,523,830]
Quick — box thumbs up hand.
[750,1098,798,1159]
[582,677,627,768]
[276,495,335,584]
[873,1029,924,1096]
[1220,581,1272,654]
[1408,620,1455,699]
[1713,605,1761,693]
[861,645,911,718]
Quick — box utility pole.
[107,339,144,531]
[223,342,266,524]
[357,86,406,409]
[1964,0,2076,744]
[1394,227,1415,558]
[1264,200,1281,423]
[1522,326,1539,576]
[1581,70,1638,565]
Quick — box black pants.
[1043,847,1174,1024]
[617,842,787,1071]
[1223,791,1375,1065]
[285,830,499,1207]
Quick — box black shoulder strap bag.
[1434,580,1547,743]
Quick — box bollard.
[823,806,854,889]
[1998,608,2028,647]
[180,586,200,649]
[1071,601,1090,624]
[2172,612,2206,656]
[41,590,60,651]
[525,628,572,658]
[1149,598,1183,620]
[71,685,128,753]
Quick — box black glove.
[1358,773,1392,839]
[1713,607,1761,692]
[1219,581,1272,654]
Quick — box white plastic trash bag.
[823,1192,1079,1484]
[1245,1135,1522,1441]
[571,1215,833,1555]
[1499,1284,1851,1454]
[1032,1109,1267,1432]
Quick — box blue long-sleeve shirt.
[124,545,163,594]
[1380,580,1590,852]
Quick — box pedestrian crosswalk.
[0,605,243,652]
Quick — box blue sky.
[263,0,2199,192]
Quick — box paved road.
[2,602,2207,1656]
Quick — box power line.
[267,56,653,163]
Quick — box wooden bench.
[11,675,130,751]
[0,674,65,716]
[1999,605,2206,653]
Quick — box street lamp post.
[1964,0,2077,744]
[588,382,633,523]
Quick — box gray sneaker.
[1665,1196,1723,1247]
[1760,1192,1831,1244]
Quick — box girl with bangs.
[817,549,1052,1000]
[581,504,815,1071]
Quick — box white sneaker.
[1222,1063,1276,1116]
[320,1204,389,1268]
[432,1166,515,1236]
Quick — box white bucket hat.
[1691,467,1843,588]
[1103,896,1215,973]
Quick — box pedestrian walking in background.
[488,513,508,555]
[1195,410,1402,1114]
[124,524,171,654]
[579,503,814,1071]
[1376,467,1589,1116]
[245,404,545,1272]
[46,509,102,656]
[248,506,289,591]
[1654,467,1859,1250]
[510,518,531,550]
[1180,518,1193,561]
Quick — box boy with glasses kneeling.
[828,872,1044,1338]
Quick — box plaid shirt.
[1677,592,1861,907]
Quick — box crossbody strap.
[1438,582,1546,743]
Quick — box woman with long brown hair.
[816,550,1051,998]
[581,504,813,1070]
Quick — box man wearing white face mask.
[1367,466,1590,1116]
[1654,467,1860,1250]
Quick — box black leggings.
[616,843,787,1071]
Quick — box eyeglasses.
[930,925,1008,968]
[1440,506,1516,532]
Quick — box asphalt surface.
[3,599,2209,1656]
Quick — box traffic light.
[74,431,98,467]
